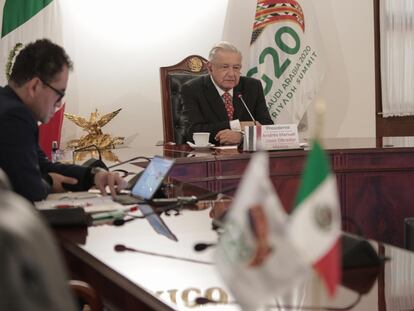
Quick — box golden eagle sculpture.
[64,108,124,149]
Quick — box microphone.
[107,156,151,169]
[113,185,237,227]
[194,242,216,252]
[108,156,150,182]
[236,93,256,125]
[195,293,362,310]
[112,215,146,226]
[195,297,212,305]
[113,244,212,265]
[61,144,107,191]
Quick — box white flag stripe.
[215,151,310,310]
[225,152,287,224]
[288,175,341,263]
[216,236,310,309]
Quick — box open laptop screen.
[131,156,174,200]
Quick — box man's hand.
[48,172,78,193]
[94,170,128,197]
[215,129,242,145]
[208,199,232,220]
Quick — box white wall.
[59,0,228,148]
[314,0,376,138]
[0,0,375,146]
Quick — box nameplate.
[243,124,300,151]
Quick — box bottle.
[51,140,59,163]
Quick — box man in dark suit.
[0,39,126,202]
[182,41,273,145]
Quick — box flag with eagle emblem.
[1,0,61,85]
[215,151,310,310]
[247,0,325,125]
[289,139,341,296]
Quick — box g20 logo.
[247,26,301,96]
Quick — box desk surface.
[66,137,414,248]
[55,186,414,311]
[56,137,414,310]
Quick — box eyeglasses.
[40,78,65,103]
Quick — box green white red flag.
[215,151,310,310]
[289,140,341,296]
[1,0,61,85]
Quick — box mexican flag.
[247,0,325,125]
[215,151,310,310]
[1,0,61,85]
[289,140,341,296]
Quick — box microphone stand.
[107,156,151,169]
[236,93,257,126]
[72,144,103,165]
[113,185,237,226]
[108,156,151,178]
[114,244,212,265]
[155,185,236,216]
[195,294,362,310]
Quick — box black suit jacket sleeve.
[0,104,92,202]
[181,76,273,143]
[37,147,93,191]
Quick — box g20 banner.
[248,0,325,125]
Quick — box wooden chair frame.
[159,55,208,143]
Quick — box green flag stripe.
[293,140,330,208]
[1,0,53,38]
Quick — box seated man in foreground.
[0,39,126,202]
[182,41,273,145]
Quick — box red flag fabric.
[39,104,65,159]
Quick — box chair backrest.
[39,104,65,160]
[160,55,208,144]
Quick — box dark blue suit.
[182,75,273,143]
[0,86,93,202]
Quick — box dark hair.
[10,39,73,86]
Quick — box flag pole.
[313,97,329,302]
[314,98,326,142]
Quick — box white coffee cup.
[193,132,210,146]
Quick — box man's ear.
[26,77,41,98]
[207,61,213,74]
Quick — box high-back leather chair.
[160,55,208,144]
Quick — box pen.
[55,204,85,209]
[121,206,139,213]
[91,210,125,221]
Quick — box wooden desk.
[72,138,414,247]
[165,138,414,248]
[55,192,414,311]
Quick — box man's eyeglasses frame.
[40,78,65,103]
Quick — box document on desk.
[35,192,124,214]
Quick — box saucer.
[186,141,214,150]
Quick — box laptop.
[114,156,175,205]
